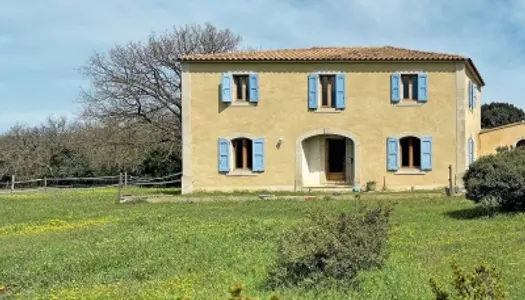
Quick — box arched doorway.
[295,129,360,190]
[516,139,525,148]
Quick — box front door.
[326,138,346,181]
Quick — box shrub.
[267,204,392,288]
[429,260,507,300]
[463,148,525,211]
[365,181,377,192]
[496,145,514,153]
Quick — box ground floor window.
[400,136,421,168]
[232,138,252,170]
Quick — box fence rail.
[1,172,182,193]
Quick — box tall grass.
[1,189,524,299]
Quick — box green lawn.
[1,188,525,299]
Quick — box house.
[179,46,485,194]
[479,121,525,155]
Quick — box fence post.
[124,171,128,187]
[44,177,47,192]
[116,172,123,204]
[10,175,15,193]
[448,164,453,196]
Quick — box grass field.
[1,188,525,299]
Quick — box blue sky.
[1,0,525,131]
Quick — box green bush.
[429,260,507,300]
[463,148,525,211]
[267,204,392,288]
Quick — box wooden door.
[326,138,346,181]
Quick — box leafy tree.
[481,102,525,129]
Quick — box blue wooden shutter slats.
[417,73,428,102]
[248,73,259,103]
[252,138,265,172]
[472,83,478,109]
[335,73,346,109]
[468,138,474,165]
[218,138,230,172]
[391,73,400,103]
[468,81,473,109]
[387,137,399,171]
[308,73,319,109]
[420,137,433,171]
[221,73,233,102]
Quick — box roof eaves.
[465,58,485,87]
[180,57,467,62]
[479,121,525,134]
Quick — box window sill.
[313,107,342,113]
[394,168,427,175]
[394,101,425,107]
[229,101,255,107]
[226,169,258,176]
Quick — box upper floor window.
[320,75,336,108]
[391,73,427,104]
[308,73,346,110]
[401,74,418,101]
[234,75,249,102]
[220,73,259,104]
[468,80,477,110]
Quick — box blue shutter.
[468,81,473,109]
[252,138,265,172]
[468,137,474,165]
[472,83,478,109]
[221,73,233,102]
[387,137,399,171]
[308,73,319,109]
[418,73,428,102]
[335,73,346,109]
[218,138,230,172]
[248,73,259,103]
[391,73,400,103]
[421,137,433,171]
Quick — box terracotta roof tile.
[181,46,467,62]
[180,46,484,86]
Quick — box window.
[232,138,252,170]
[233,75,249,102]
[320,75,336,108]
[468,80,477,110]
[307,73,346,110]
[401,74,418,100]
[400,136,421,168]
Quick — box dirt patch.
[141,191,448,204]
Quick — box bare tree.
[79,23,243,158]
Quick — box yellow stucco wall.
[465,68,482,167]
[479,122,525,156]
[183,61,471,192]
